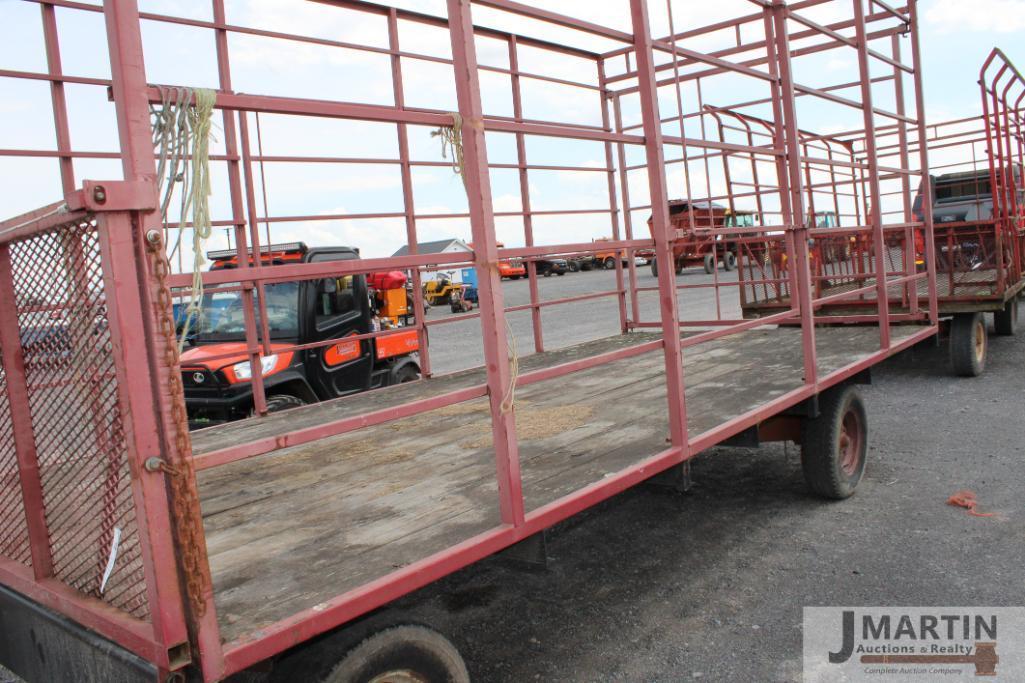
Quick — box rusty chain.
[145,229,209,618]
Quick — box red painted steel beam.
[39,3,75,194]
[447,0,524,527]
[102,0,225,676]
[628,0,689,453]
[852,0,893,348]
[96,211,191,661]
[387,8,433,377]
[211,0,269,418]
[0,205,89,246]
[767,3,818,386]
[474,0,633,43]
[508,36,545,354]
[0,246,54,578]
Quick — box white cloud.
[925,0,1025,33]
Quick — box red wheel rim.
[838,407,862,476]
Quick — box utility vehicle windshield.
[194,282,300,341]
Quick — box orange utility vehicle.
[181,243,419,426]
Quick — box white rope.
[499,316,519,414]
[151,86,218,352]
[431,112,466,188]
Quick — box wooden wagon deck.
[192,325,922,643]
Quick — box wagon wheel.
[994,297,1019,336]
[703,254,715,274]
[950,312,987,376]
[325,625,469,683]
[800,385,867,499]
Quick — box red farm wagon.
[0,1,938,680]
[739,48,1025,377]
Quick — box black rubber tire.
[392,363,420,384]
[556,271,564,276]
[675,263,684,275]
[650,258,658,277]
[994,297,1019,336]
[950,312,987,377]
[603,257,616,270]
[703,254,715,274]
[324,625,469,683]
[568,261,579,272]
[262,394,305,414]
[724,251,737,271]
[801,385,868,500]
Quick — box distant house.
[392,238,473,282]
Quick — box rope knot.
[432,112,467,188]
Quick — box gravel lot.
[5,269,1023,682]
[426,264,743,374]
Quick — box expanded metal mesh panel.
[7,217,149,620]
[0,350,32,566]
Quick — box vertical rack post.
[852,0,892,348]
[446,0,525,527]
[508,35,545,352]
[598,59,631,335]
[767,2,818,385]
[628,0,689,453]
[102,0,224,676]
[388,8,433,376]
[212,0,268,416]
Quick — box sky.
[0,0,1023,266]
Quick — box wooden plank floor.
[194,325,921,643]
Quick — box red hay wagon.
[0,1,938,680]
[739,49,1025,377]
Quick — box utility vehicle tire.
[801,385,867,499]
[568,261,579,272]
[393,363,420,384]
[724,251,737,271]
[675,263,684,275]
[994,297,1019,336]
[650,258,658,277]
[950,312,987,377]
[603,256,616,270]
[263,394,306,414]
[324,625,469,683]
[703,254,715,274]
